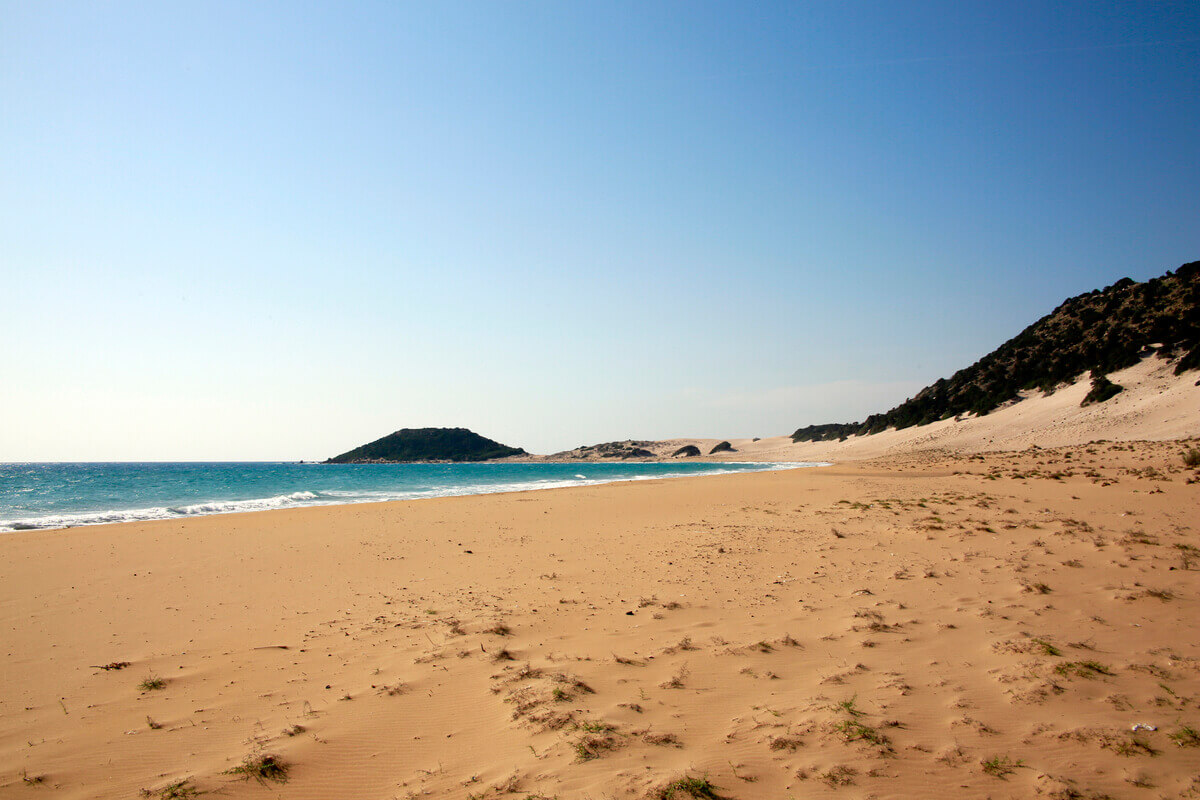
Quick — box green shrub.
[1081,372,1124,406]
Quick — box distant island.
[324,427,526,463]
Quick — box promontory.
[324,427,526,463]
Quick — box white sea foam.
[0,490,326,532]
[169,490,319,515]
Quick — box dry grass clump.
[571,732,622,762]
[224,753,288,785]
[576,719,615,733]
[641,730,680,746]
[503,685,575,731]
[767,735,803,751]
[826,693,893,753]
[1032,637,1062,656]
[507,662,543,682]
[551,672,594,694]
[831,695,864,717]
[378,682,408,696]
[994,636,1062,657]
[1170,724,1200,747]
[1054,661,1113,679]
[936,744,968,765]
[834,718,891,749]
[138,675,167,691]
[821,765,857,786]
[659,664,689,689]
[981,754,1023,778]
[1105,735,1157,757]
[139,780,200,799]
[652,774,723,799]
[663,636,699,654]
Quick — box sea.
[0,460,824,532]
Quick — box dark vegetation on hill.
[791,423,861,443]
[672,445,701,458]
[1081,372,1125,406]
[709,441,736,454]
[325,428,525,463]
[805,262,1199,438]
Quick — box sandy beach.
[3,438,1199,798]
[7,3,1199,796]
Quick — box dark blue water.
[0,460,822,531]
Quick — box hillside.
[831,261,1199,437]
[325,428,525,463]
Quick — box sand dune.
[657,354,1200,463]
[2,437,1199,798]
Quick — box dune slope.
[656,353,1200,463]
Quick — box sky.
[2,1,1198,460]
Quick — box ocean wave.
[168,491,319,515]
[0,490,325,532]
[0,462,826,532]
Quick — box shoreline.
[0,460,826,534]
[2,439,1197,798]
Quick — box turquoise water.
[0,461,822,531]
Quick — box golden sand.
[2,439,1199,798]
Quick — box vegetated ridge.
[325,428,526,463]
[793,261,1200,441]
[790,423,862,443]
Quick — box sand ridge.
[2,440,1199,797]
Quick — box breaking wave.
[0,491,322,531]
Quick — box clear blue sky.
[3,1,1198,460]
